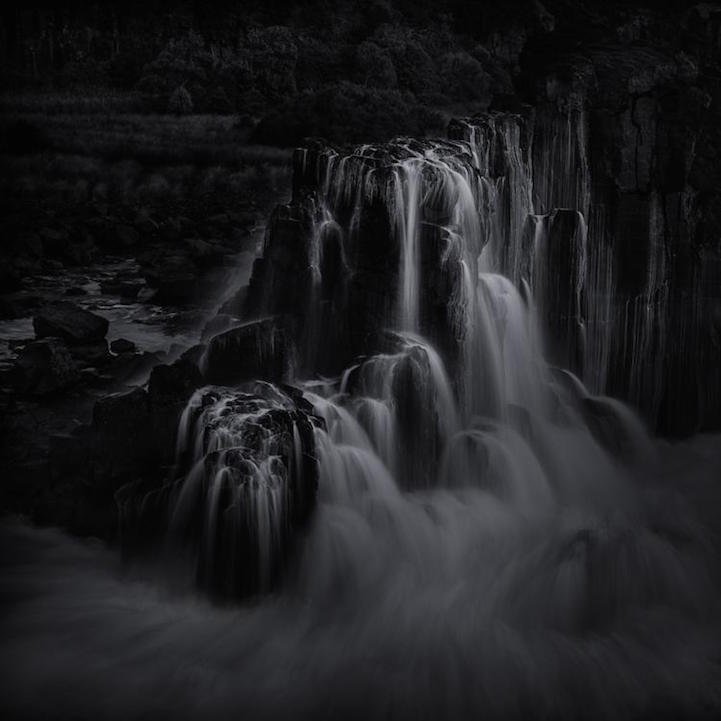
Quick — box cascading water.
[2,114,721,721]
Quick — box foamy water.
[1,432,720,721]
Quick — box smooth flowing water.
[2,430,720,720]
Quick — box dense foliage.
[0,0,710,144]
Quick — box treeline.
[0,0,700,145]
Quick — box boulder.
[33,301,109,345]
[110,338,137,354]
[148,357,203,405]
[69,341,111,368]
[203,317,290,385]
[15,338,79,394]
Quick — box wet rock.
[105,350,165,385]
[147,357,204,463]
[203,317,289,385]
[15,338,79,394]
[181,343,207,365]
[200,313,238,342]
[154,384,319,599]
[110,338,137,354]
[148,357,203,404]
[90,386,154,490]
[93,387,150,435]
[69,340,111,368]
[535,209,587,373]
[34,301,109,345]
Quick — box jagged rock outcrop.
[15,338,79,395]
[242,33,720,436]
[203,317,290,385]
[33,301,109,345]
[526,40,721,434]
[157,384,321,599]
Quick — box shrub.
[439,51,492,102]
[246,26,299,101]
[372,25,442,100]
[355,41,398,88]
[138,31,208,110]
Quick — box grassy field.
[0,91,147,115]
[0,96,294,232]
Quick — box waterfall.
[7,111,719,721]
[166,382,319,598]
[167,114,683,596]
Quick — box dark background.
[0,0,706,144]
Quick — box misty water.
[2,430,721,720]
[3,120,721,720]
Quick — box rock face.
[524,41,721,435]
[242,50,721,436]
[33,301,109,345]
[91,386,155,488]
[202,317,290,385]
[15,339,79,394]
[23,355,206,542]
[156,384,320,599]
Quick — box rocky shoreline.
[0,198,265,540]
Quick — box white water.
[2,430,720,720]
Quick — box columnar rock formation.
[246,64,721,436]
